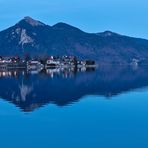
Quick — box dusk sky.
[0,0,148,38]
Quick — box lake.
[0,65,148,148]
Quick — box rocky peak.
[18,16,45,27]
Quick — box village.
[0,55,96,70]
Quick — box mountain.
[0,16,148,64]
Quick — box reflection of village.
[0,67,96,78]
[0,56,96,78]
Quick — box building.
[27,60,44,70]
[0,56,20,64]
[46,56,60,67]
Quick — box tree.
[24,53,31,62]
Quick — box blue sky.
[0,0,148,39]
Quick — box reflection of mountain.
[0,66,148,112]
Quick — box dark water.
[0,65,148,148]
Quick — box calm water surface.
[0,66,148,148]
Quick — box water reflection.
[0,65,148,112]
